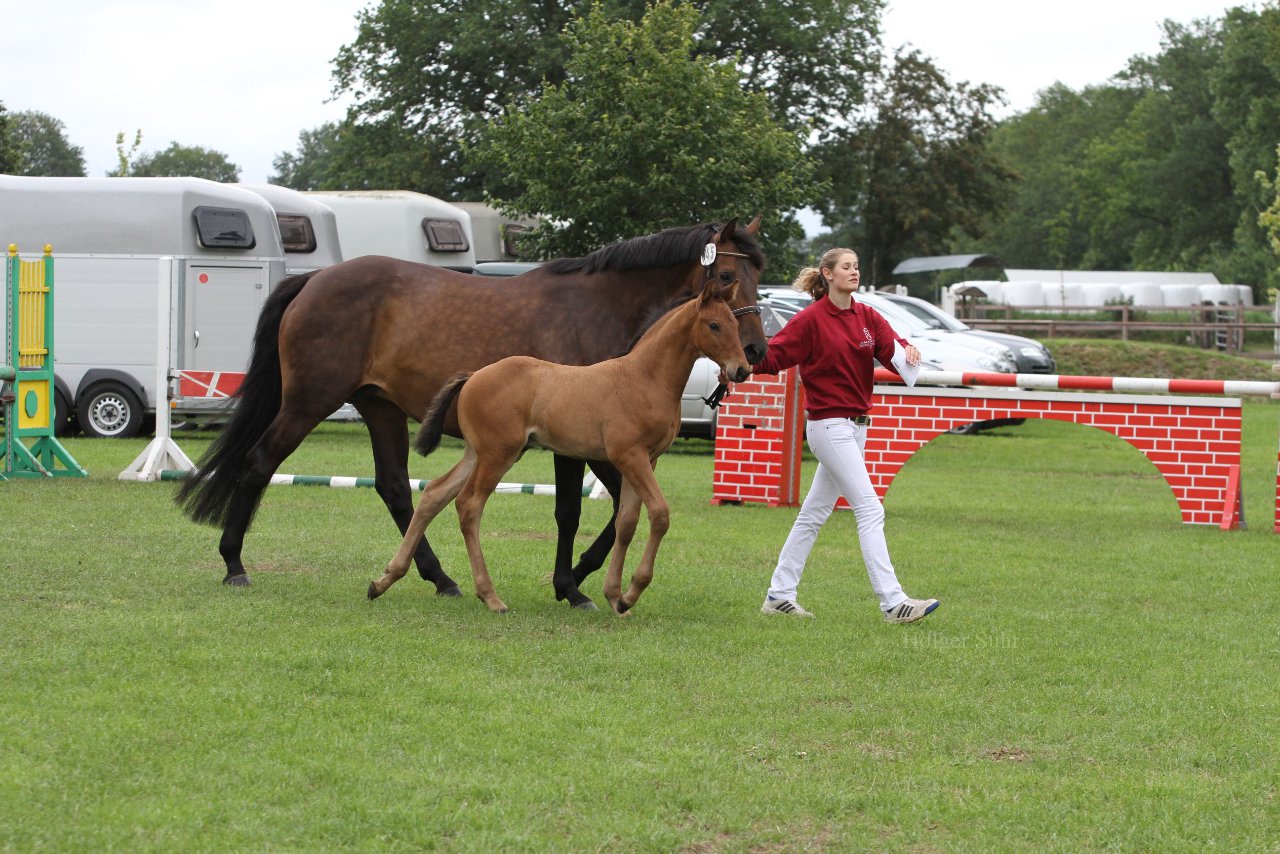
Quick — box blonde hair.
[791,248,857,301]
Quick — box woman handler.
[751,248,940,624]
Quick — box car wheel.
[76,382,144,438]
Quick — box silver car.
[876,291,1056,373]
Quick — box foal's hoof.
[572,599,599,611]
[436,584,463,598]
[223,573,251,587]
[367,581,383,600]
[612,599,632,616]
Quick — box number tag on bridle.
[701,243,717,267]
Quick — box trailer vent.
[421,218,469,253]
[501,223,531,258]
[193,206,257,249]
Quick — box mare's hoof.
[572,599,599,611]
[367,581,382,600]
[436,585,463,598]
[223,574,251,587]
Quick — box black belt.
[812,414,871,426]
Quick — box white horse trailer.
[237,183,343,274]
[304,190,476,270]
[0,175,287,438]
[453,201,536,263]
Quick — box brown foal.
[367,278,751,614]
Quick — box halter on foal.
[367,277,751,614]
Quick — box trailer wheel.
[77,382,143,438]
[54,387,76,436]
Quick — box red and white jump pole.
[872,367,1279,398]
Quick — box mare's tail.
[415,373,471,457]
[175,272,315,525]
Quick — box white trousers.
[766,417,907,611]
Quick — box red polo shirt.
[753,295,909,419]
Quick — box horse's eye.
[719,271,734,283]
[709,321,720,331]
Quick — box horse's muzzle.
[744,341,767,365]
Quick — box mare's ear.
[716,217,739,242]
[744,215,761,235]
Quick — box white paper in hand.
[890,341,920,387]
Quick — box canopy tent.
[892,254,1004,275]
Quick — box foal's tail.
[175,271,316,526]
[415,373,471,457]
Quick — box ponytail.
[791,267,827,301]
[791,247,856,302]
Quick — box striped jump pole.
[871,367,1280,398]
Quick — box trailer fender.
[75,369,150,410]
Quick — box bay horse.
[367,277,751,614]
[175,218,767,607]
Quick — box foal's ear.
[700,277,739,305]
[720,279,740,305]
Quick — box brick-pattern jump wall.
[713,372,1244,527]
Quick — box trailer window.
[193,206,257,249]
[276,214,317,253]
[422,218,469,253]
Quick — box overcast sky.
[1,0,1244,186]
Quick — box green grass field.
[2,403,1278,851]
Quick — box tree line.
[3,2,1277,297]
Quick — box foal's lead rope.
[702,248,760,410]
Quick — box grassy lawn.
[2,403,1279,851]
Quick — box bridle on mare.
[701,246,760,409]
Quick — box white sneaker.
[884,597,940,624]
[761,597,815,618]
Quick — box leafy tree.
[272,122,344,189]
[471,1,818,260]
[117,141,241,181]
[7,111,86,176]
[271,118,453,192]
[982,84,1127,268]
[317,0,881,199]
[983,7,1280,298]
[113,130,143,177]
[1258,144,1280,257]
[810,48,1015,287]
[0,101,17,173]
[1111,19,1236,273]
[1209,4,1280,290]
